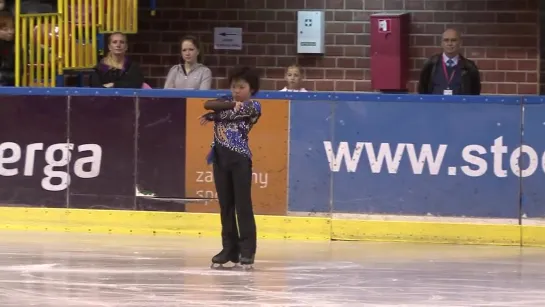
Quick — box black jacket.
[90,57,144,88]
[417,54,481,95]
[0,39,14,86]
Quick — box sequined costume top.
[204,99,262,160]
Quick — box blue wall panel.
[0,88,538,222]
[520,98,545,219]
[288,95,522,218]
[331,100,521,218]
[288,101,334,213]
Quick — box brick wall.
[132,0,539,95]
[539,1,545,95]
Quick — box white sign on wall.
[213,27,243,50]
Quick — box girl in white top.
[279,65,307,92]
[164,35,212,90]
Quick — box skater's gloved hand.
[198,112,215,125]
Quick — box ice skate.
[239,253,255,271]
[210,249,240,269]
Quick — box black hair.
[228,66,261,95]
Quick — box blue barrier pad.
[321,98,520,218]
[0,87,523,102]
[519,100,545,219]
[282,98,520,218]
[288,101,334,213]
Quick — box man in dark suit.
[418,28,481,95]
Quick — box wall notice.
[184,98,289,215]
[213,27,243,50]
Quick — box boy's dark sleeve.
[208,101,261,122]
[204,98,236,111]
[113,62,145,88]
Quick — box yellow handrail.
[99,0,137,33]
[16,13,61,87]
[15,0,138,87]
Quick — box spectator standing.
[90,32,145,88]
[417,29,481,95]
[164,36,212,90]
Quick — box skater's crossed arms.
[201,100,261,123]
[200,66,262,125]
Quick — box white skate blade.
[240,264,254,271]
[210,262,240,270]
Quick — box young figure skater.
[279,64,307,92]
[199,66,261,269]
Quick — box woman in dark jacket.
[90,32,145,88]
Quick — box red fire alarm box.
[370,12,410,92]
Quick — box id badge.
[443,89,453,95]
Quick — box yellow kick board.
[1,207,544,247]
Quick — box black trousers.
[212,145,257,255]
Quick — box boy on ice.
[199,66,262,270]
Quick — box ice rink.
[0,232,544,306]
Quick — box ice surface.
[0,232,544,306]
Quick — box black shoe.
[211,249,240,265]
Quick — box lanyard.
[441,60,456,86]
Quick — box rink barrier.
[0,207,332,240]
[0,87,543,247]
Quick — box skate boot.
[210,249,240,269]
[239,253,255,270]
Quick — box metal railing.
[18,13,62,86]
[100,0,138,34]
[14,0,138,87]
[63,0,98,70]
